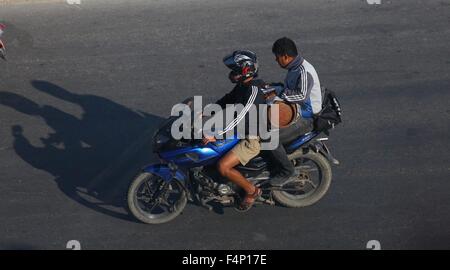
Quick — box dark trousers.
[267,114,313,176]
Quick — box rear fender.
[309,139,340,165]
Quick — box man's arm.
[202,87,238,144]
[217,85,259,136]
[280,67,313,104]
[260,83,284,100]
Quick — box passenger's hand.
[202,135,216,145]
[264,91,276,99]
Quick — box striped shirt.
[281,56,322,118]
[214,80,266,137]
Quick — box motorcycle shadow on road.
[0,80,165,222]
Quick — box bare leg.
[217,151,255,194]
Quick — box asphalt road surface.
[0,0,449,250]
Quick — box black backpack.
[313,87,342,135]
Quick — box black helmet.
[223,50,258,83]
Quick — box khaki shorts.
[231,138,261,166]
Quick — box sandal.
[236,187,262,212]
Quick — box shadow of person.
[0,81,165,221]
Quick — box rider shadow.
[0,81,164,222]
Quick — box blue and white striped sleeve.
[281,66,312,103]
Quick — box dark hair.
[272,37,298,57]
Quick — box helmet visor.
[223,54,240,71]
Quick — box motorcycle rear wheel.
[272,150,332,208]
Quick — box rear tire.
[127,172,187,224]
[272,150,332,208]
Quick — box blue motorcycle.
[127,97,339,224]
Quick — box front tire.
[272,150,332,208]
[127,172,187,224]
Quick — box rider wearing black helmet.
[224,50,259,84]
[202,50,266,211]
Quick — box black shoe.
[270,171,295,187]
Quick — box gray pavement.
[0,0,449,249]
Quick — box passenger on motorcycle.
[202,50,267,211]
[264,37,323,187]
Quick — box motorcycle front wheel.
[127,172,187,224]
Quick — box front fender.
[142,164,187,183]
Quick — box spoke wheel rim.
[281,158,322,199]
[134,175,184,220]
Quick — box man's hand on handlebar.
[202,135,216,145]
